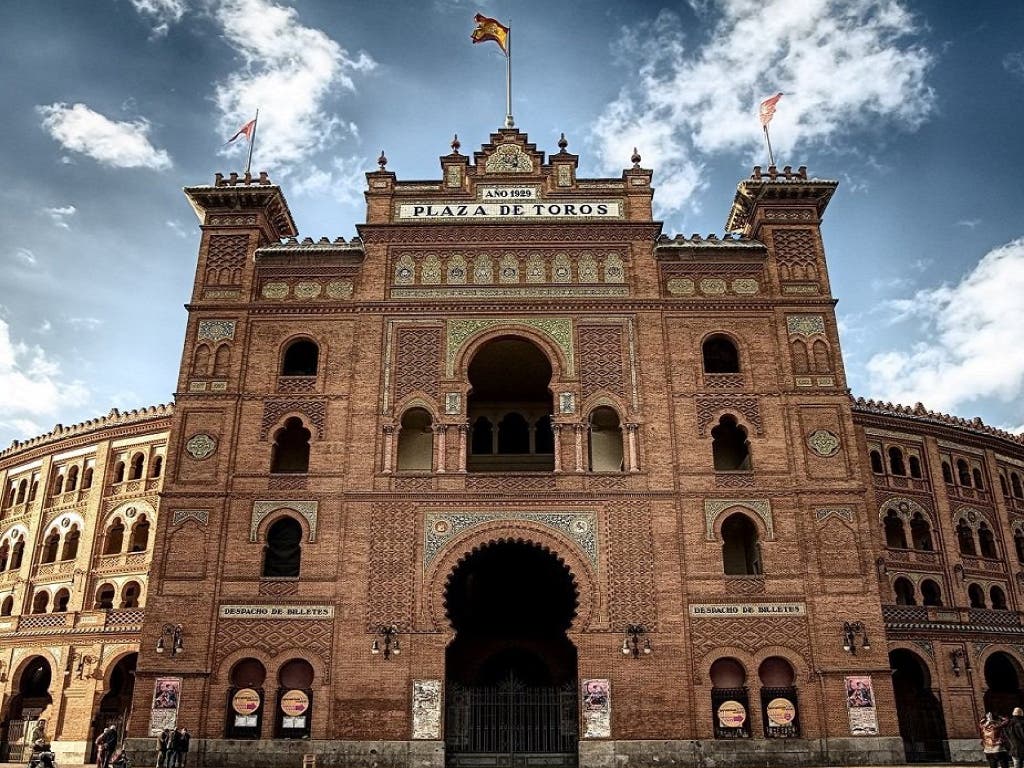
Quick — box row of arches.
[870,446,924,479]
[941,457,985,490]
[110,452,162,485]
[883,506,1006,560]
[893,576,1010,610]
[709,656,799,738]
[0,579,144,616]
[225,657,315,739]
[3,476,39,509]
[1001,469,1024,500]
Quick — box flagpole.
[245,109,259,175]
[505,26,513,128]
[762,124,776,167]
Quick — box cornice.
[356,221,664,244]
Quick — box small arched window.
[1002,474,1011,497]
[213,344,230,377]
[129,516,150,552]
[0,596,12,616]
[1014,473,1024,498]
[968,583,986,609]
[883,511,908,549]
[712,415,751,471]
[534,415,554,454]
[82,466,93,490]
[973,468,985,491]
[791,340,809,374]
[497,412,530,454]
[957,520,976,556]
[11,538,24,569]
[128,452,145,481]
[397,408,433,472]
[31,590,49,614]
[910,513,934,552]
[888,447,906,476]
[811,339,832,373]
[991,586,1008,611]
[104,519,125,555]
[61,526,80,560]
[588,407,623,472]
[471,417,493,455]
[16,479,27,504]
[921,579,943,607]
[112,461,126,484]
[66,466,79,492]
[941,461,953,484]
[869,450,884,474]
[908,455,922,479]
[192,344,211,376]
[1014,531,1024,564]
[0,542,8,571]
[53,589,70,613]
[121,581,141,608]
[956,459,972,487]
[151,456,163,478]
[271,417,311,474]
[95,583,115,610]
[40,530,60,564]
[978,523,998,559]
[51,474,64,496]
[721,514,762,575]
[702,335,740,374]
[2,484,13,509]
[281,339,319,377]
[893,577,916,605]
[263,517,302,578]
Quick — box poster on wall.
[764,697,798,738]
[280,689,310,729]
[844,676,879,736]
[149,677,182,735]
[582,679,611,738]
[232,688,261,728]
[412,680,442,740]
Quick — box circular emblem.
[555,266,570,279]
[60,517,71,528]
[125,506,137,519]
[502,267,516,278]
[717,700,747,728]
[766,697,796,726]
[450,267,465,279]
[571,518,590,535]
[432,519,452,537]
[185,434,216,460]
[807,429,841,457]
[232,688,261,715]
[398,267,413,279]
[280,689,309,716]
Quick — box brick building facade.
[3,128,1024,767]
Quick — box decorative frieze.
[250,500,318,542]
[705,499,773,540]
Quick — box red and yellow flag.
[471,13,509,54]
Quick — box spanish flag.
[471,13,509,54]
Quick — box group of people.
[156,726,191,768]
[980,708,1024,768]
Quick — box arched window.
[51,473,64,496]
[112,461,126,484]
[66,466,79,492]
[888,447,906,476]
[0,596,12,616]
[811,339,832,373]
[82,466,93,490]
[721,514,762,575]
[869,450,884,474]
[192,344,211,376]
[0,542,8,571]
[894,577,916,605]
[978,523,998,559]
[40,531,59,564]
[1002,474,1011,497]
[28,478,38,501]
[883,511,908,549]
[271,417,311,474]
[2,484,13,509]
[956,520,976,555]
[791,340,809,374]
[94,583,115,610]
[151,456,163,478]
[941,462,953,484]
[956,459,972,487]
[710,657,751,738]
[534,415,554,454]
[497,412,530,454]
[702,335,740,374]
[121,581,141,608]
[921,579,943,607]
[910,513,934,552]
[281,339,319,377]
[129,516,150,552]
[968,583,986,609]
[213,344,230,376]
[53,589,70,613]
[908,455,922,479]
[31,590,48,614]
[471,417,493,455]
[1014,531,1024,564]
[712,415,751,471]
[991,586,1008,611]
[15,480,27,504]
[11,538,24,569]
[104,519,125,555]
[275,658,315,738]
[973,468,985,491]
[263,517,302,578]
[397,408,433,472]
[128,452,145,481]
[588,407,623,472]
[1014,473,1024,498]
[61,526,80,560]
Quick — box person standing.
[176,726,191,768]
[980,712,1011,768]
[168,727,182,768]
[156,728,172,768]
[1006,708,1024,768]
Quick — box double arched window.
[271,418,311,473]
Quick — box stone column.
[552,424,563,474]
[382,424,395,475]
[625,423,640,473]
[434,424,447,474]
[574,423,586,473]
[458,423,469,473]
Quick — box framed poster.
[844,676,879,736]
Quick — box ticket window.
[275,659,314,739]
[759,656,800,738]
[710,657,751,739]
[226,658,266,738]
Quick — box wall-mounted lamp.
[874,557,887,577]
[842,621,870,654]
[371,624,400,660]
[75,653,96,680]
[156,624,184,657]
[950,648,970,676]
[621,624,652,658]
[953,563,966,582]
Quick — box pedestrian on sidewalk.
[981,712,1011,768]
[1006,707,1024,768]
[156,727,172,768]
[175,726,191,768]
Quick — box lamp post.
[621,624,652,659]
[950,648,970,676]
[156,624,184,657]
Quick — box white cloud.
[865,236,1024,413]
[129,0,186,36]
[956,218,981,229]
[0,317,89,428]
[67,317,103,331]
[12,248,37,267]
[290,156,366,206]
[213,0,375,175]
[592,0,934,215]
[166,219,192,239]
[45,204,76,229]
[37,103,172,170]
[1005,51,1024,80]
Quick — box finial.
[557,132,568,151]
[451,134,461,154]
[377,150,387,170]
[631,147,641,168]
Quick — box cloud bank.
[37,103,172,169]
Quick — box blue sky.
[2,0,1023,446]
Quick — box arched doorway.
[1,656,53,761]
[984,652,1024,716]
[90,653,137,761]
[444,541,578,767]
[889,649,949,762]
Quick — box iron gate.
[445,676,578,768]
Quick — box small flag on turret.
[759,93,783,127]
[228,118,257,143]
[471,13,509,54]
